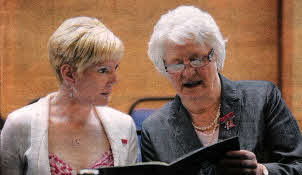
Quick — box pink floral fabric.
[49,150,114,175]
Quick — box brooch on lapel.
[219,112,236,130]
[121,139,128,144]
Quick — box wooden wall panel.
[0,0,18,118]
[0,0,280,119]
[290,0,302,128]
[281,0,293,108]
[280,0,302,129]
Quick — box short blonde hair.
[48,16,124,83]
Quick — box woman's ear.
[60,64,75,84]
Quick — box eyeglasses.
[164,48,215,73]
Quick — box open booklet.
[79,136,240,175]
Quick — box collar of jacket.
[169,73,241,146]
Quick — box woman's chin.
[92,101,109,106]
[180,87,205,97]
[94,95,111,106]
[179,91,208,101]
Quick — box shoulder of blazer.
[95,106,135,127]
[5,101,41,132]
[142,99,176,130]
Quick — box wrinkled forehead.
[163,39,211,62]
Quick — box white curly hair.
[148,5,227,75]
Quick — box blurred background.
[0,0,301,129]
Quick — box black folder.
[80,136,240,175]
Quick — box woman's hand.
[218,150,264,175]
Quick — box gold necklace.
[192,104,221,132]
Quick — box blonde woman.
[1,16,138,175]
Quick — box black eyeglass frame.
[164,48,215,73]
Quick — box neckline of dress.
[48,149,113,171]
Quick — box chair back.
[128,97,174,162]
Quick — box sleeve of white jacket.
[1,113,26,175]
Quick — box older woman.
[1,17,138,175]
[141,5,302,175]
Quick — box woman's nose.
[182,63,196,77]
[110,71,118,85]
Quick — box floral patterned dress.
[49,150,114,175]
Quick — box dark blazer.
[141,74,302,175]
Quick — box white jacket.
[1,93,138,175]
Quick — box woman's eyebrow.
[188,53,199,60]
[166,57,181,64]
[95,63,111,67]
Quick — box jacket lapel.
[95,107,127,166]
[168,96,203,155]
[31,93,52,175]
[167,74,242,152]
[218,74,241,141]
